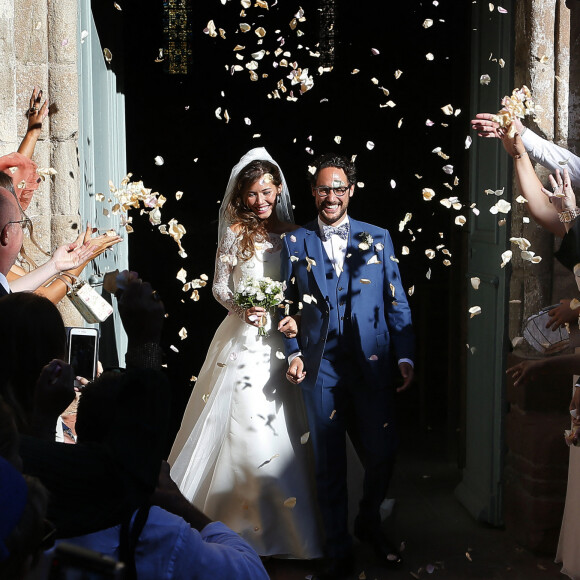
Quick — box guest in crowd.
[473,114,580,579]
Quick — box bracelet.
[558,207,580,223]
[514,151,528,159]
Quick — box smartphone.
[49,542,124,579]
[67,327,99,387]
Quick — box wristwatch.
[558,207,580,223]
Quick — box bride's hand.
[244,306,266,326]
[278,315,298,338]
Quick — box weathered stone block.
[14,0,48,65]
[504,477,563,554]
[47,0,77,65]
[506,353,572,412]
[47,66,79,141]
[50,140,80,215]
[15,64,49,140]
[505,406,570,465]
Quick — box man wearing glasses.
[0,187,93,296]
[281,154,415,579]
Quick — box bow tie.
[320,223,349,242]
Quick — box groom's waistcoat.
[322,244,355,358]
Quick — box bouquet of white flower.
[234,276,285,336]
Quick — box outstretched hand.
[540,168,575,213]
[506,359,547,387]
[547,299,579,331]
[26,86,49,133]
[471,113,524,139]
[51,240,96,272]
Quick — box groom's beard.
[318,199,348,225]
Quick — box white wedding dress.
[169,228,323,559]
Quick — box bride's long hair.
[225,160,282,261]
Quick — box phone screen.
[69,333,97,381]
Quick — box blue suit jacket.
[281,218,415,391]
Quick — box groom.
[281,153,414,579]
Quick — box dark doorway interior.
[93,0,471,461]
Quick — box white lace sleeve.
[212,228,246,320]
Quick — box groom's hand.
[286,356,306,384]
[397,362,414,392]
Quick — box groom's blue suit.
[281,217,414,558]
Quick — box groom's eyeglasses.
[313,186,349,197]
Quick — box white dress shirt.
[318,216,349,276]
[0,272,10,295]
[521,128,580,187]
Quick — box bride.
[169,148,322,559]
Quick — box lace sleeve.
[212,228,246,320]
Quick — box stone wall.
[0,0,82,325]
[505,0,579,553]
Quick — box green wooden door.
[454,1,514,526]
[78,1,128,366]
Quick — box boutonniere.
[358,232,373,251]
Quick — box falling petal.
[422,188,435,200]
[480,74,491,85]
[471,277,481,290]
[300,432,310,444]
[469,306,482,318]
[284,497,297,508]
[501,250,513,267]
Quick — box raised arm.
[17,87,48,159]
[499,130,569,237]
[9,239,95,293]
[471,112,580,187]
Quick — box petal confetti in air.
[369,354,379,361]
[366,141,375,150]
[305,257,316,272]
[367,255,381,265]
[490,200,511,214]
[442,165,454,174]
[408,286,415,296]
[275,350,286,360]
[471,277,481,290]
[480,74,491,85]
[455,216,466,226]
[300,432,310,444]
[510,237,531,250]
[441,104,454,115]
[154,155,164,166]
[399,213,412,232]
[179,327,187,340]
[500,250,512,267]
[176,268,187,283]
[284,497,297,509]
[423,19,433,28]
[422,188,435,200]
[469,306,482,318]
[360,279,371,284]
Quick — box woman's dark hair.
[225,160,282,261]
[0,293,66,431]
[308,153,357,187]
